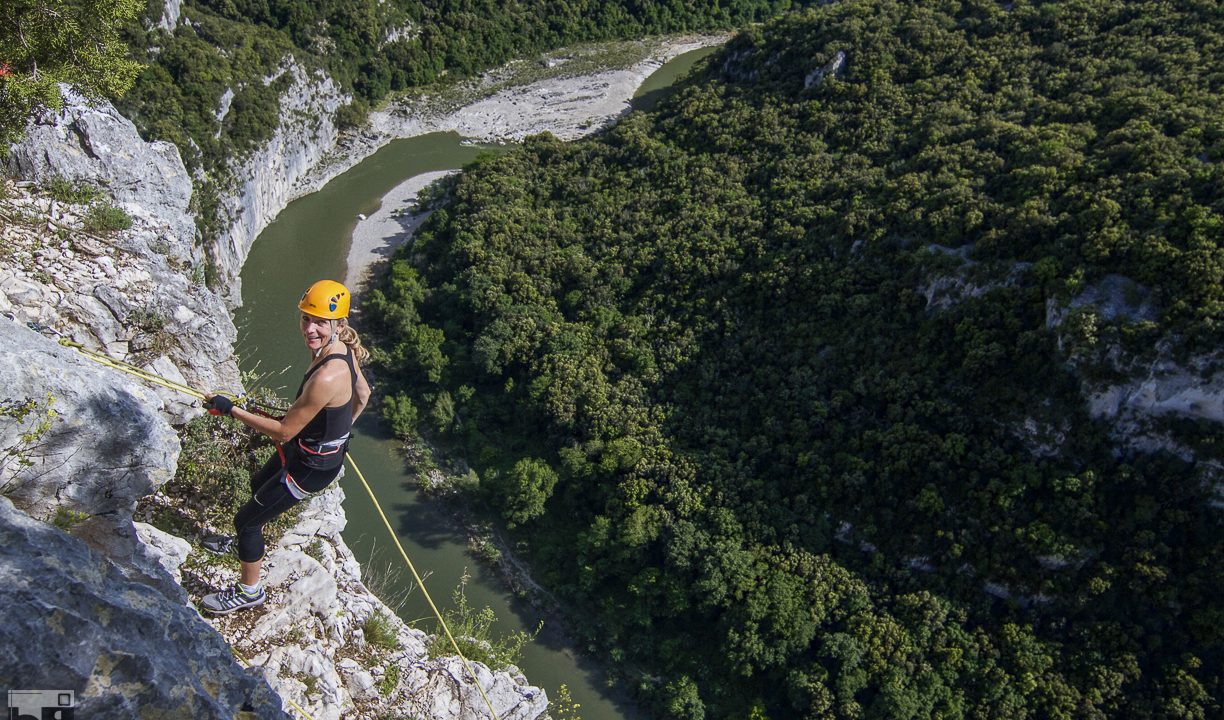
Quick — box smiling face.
[300,313,335,353]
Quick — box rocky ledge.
[149,484,548,720]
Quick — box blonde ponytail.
[337,319,370,364]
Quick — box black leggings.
[233,447,342,563]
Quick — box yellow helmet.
[298,280,350,320]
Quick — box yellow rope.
[345,453,502,720]
[58,338,210,400]
[56,339,504,720]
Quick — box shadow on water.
[630,45,720,113]
[629,86,672,113]
[391,496,465,551]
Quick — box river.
[235,44,718,720]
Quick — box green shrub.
[51,507,90,531]
[334,100,369,130]
[363,609,400,650]
[425,570,538,670]
[0,394,58,490]
[550,684,583,720]
[377,664,400,697]
[491,457,557,528]
[381,393,419,438]
[45,175,102,204]
[83,203,133,232]
[156,413,298,542]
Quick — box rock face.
[0,496,287,719]
[1086,350,1224,458]
[3,96,240,422]
[157,0,182,31]
[7,88,197,247]
[213,61,349,300]
[0,320,176,524]
[1042,274,1224,456]
[805,50,846,88]
[0,321,287,718]
[192,485,550,720]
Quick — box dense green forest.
[365,1,1224,718]
[116,1,809,183]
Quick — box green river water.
[235,45,717,720]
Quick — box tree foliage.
[0,0,143,146]
[115,0,825,175]
[368,2,1224,717]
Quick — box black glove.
[206,395,234,416]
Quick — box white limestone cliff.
[3,93,549,719]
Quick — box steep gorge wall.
[2,97,548,718]
[212,62,349,299]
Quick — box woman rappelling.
[199,279,371,614]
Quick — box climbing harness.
[53,337,504,720]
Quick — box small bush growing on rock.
[425,569,539,671]
[362,610,400,650]
[127,307,166,332]
[377,664,400,697]
[45,175,102,205]
[550,684,583,720]
[304,538,327,564]
[51,507,90,531]
[0,394,58,491]
[83,203,133,233]
[334,99,369,130]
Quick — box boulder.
[135,521,193,586]
[0,496,288,719]
[0,318,177,522]
[6,88,196,250]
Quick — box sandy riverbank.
[431,38,710,143]
[343,169,457,290]
[343,33,728,291]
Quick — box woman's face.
[300,313,334,353]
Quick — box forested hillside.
[366,1,1224,718]
[117,0,809,176]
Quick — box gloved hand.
[205,394,234,416]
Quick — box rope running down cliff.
[56,337,505,720]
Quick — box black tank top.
[294,349,356,445]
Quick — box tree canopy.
[0,0,143,146]
[366,2,1224,717]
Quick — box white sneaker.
[200,583,265,615]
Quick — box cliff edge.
[1,94,548,719]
